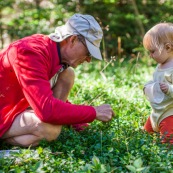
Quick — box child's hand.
[159,82,169,94]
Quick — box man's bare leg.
[52,67,75,101]
[2,110,62,147]
[2,68,75,147]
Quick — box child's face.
[143,35,168,64]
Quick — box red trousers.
[144,115,173,143]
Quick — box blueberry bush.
[1,58,173,173]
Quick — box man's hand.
[159,82,169,94]
[94,104,115,122]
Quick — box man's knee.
[58,67,75,86]
[52,67,75,100]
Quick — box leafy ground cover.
[1,58,173,173]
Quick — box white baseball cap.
[49,13,103,60]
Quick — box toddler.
[143,22,173,143]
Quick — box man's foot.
[72,123,89,132]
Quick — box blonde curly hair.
[143,22,173,54]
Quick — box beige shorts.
[49,73,59,88]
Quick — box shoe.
[72,123,89,132]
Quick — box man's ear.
[69,35,78,46]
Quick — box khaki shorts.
[50,73,59,88]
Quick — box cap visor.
[85,39,102,60]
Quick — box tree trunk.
[131,0,145,37]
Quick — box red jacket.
[0,34,96,137]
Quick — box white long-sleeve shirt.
[144,65,173,132]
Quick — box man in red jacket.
[0,13,114,147]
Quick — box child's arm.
[164,72,173,97]
[162,83,173,97]
[159,82,169,94]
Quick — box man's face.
[60,36,92,68]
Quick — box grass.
[1,57,173,173]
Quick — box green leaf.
[133,158,143,168]
[92,156,100,166]
[37,147,43,155]
[136,167,149,172]
[126,165,136,173]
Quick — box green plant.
[1,58,173,172]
